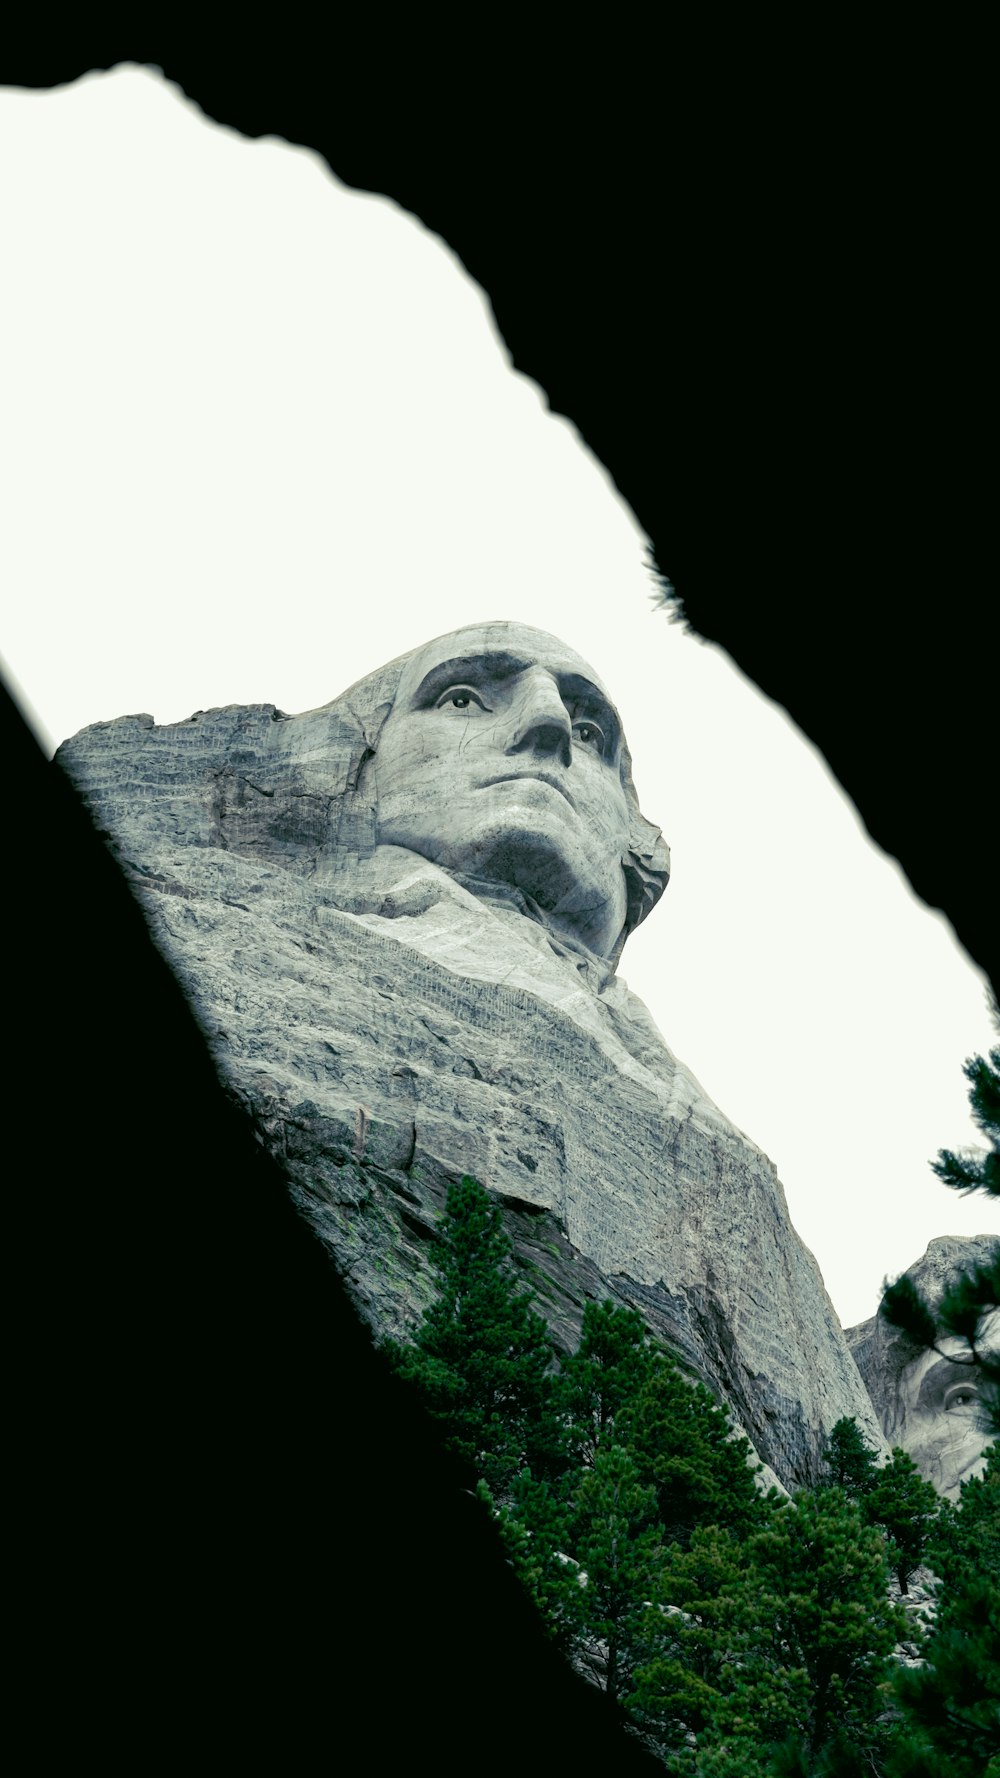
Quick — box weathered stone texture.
[58,668,886,1490]
[847,1234,998,1498]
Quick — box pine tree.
[889,1441,1000,1773]
[928,1436,1000,1601]
[483,1471,587,1654]
[620,1356,770,1547]
[722,1489,904,1773]
[387,1175,556,1491]
[553,1299,656,1469]
[888,1573,1000,1777]
[492,1307,667,1703]
[630,1525,758,1756]
[864,1446,941,1594]
[630,1491,905,1774]
[572,1442,665,1707]
[817,1416,880,1502]
[931,1043,1000,1198]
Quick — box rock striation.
[57,623,886,1489]
[847,1234,998,1499]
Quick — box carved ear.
[622,817,671,935]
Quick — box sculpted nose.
[504,669,573,768]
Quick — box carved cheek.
[596,787,632,855]
[399,721,457,774]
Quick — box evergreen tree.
[889,1441,1000,1773]
[497,1305,772,1716]
[386,1175,556,1491]
[572,1442,665,1707]
[888,1572,1000,1778]
[553,1299,655,1469]
[864,1446,941,1594]
[723,1490,904,1773]
[393,1192,958,1770]
[928,1437,1000,1601]
[931,1043,1000,1198]
[630,1526,759,1757]
[817,1416,880,1502]
[620,1357,770,1547]
[483,1471,587,1654]
[631,1492,904,1774]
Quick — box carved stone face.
[373,622,633,960]
[890,1313,999,1500]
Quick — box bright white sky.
[2,65,995,1328]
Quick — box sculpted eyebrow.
[558,676,621,754]
[916,1355,978,1408]
[410,653,527,705]
[408,655,622,753]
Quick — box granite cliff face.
[847,1235,998,1499]
[58,634,886,1490]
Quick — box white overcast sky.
[2,65,995,1328]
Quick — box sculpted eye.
[944,1383,979,1411]
[436,685,487,711]
[573,719,605,750]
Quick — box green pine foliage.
[720,1489,904,1773]
[630,1526,758,1755]
[887,1441,1000,1775]
[633,1492,904,1773]
[881,1249,1000,1441]
[928,1438,1000,1602]
[572,1443,665,1705]
[817,1416,880,1502]
[864,1447,941,1594]
[387,1176,994,1770]
[878,1269,939,1352]
[483,1471,587,1654]
[503,1298,773,1715]
[888,1573,1000,1777]
[931,1044,1000,1198]
[619,1357,771,1548]
[553,1298,656,1468]
[385,1175,556,1491]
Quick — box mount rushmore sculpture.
[848,1234,998,1500]
[59,620,891,1488]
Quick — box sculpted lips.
[483,772,577,811]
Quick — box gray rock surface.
[847,1235,998,1499]
[57,623,886,1488]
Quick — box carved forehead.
[392,621,618,711]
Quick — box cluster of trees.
[890,1440,999,1778]
[387,1175,998,1775]
[820,1418,941,1593]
